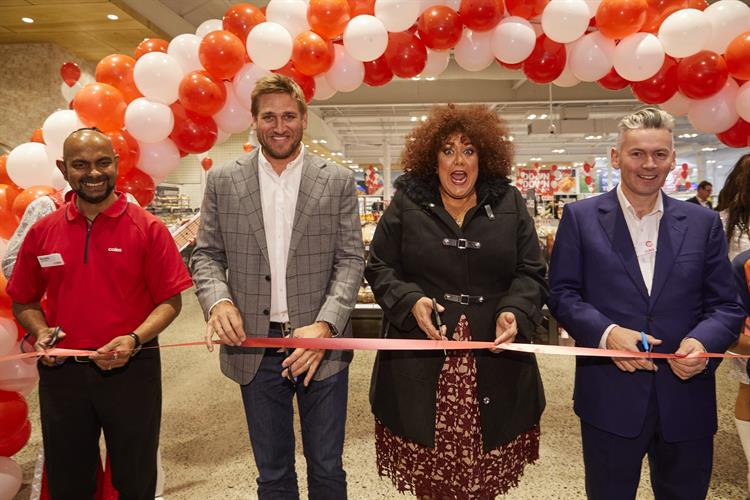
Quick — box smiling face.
[437,132,479,201]
[57,130,118,205]
[253,92,307,166]
[611,128,675,205]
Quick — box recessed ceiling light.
[410,116,417,122]
[718,165,724,169]
[421,115,427,121]
[425,77,436,81]
[539,114,548,120]
[706,160,716,164]
[527,114,537,120]
[21,17,34,23]
[701,146,717,152]
[107,14,119,20]
[552,148,566,153]
[319,139,327,144]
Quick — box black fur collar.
[394,173,511,207]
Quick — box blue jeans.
[240,348,348,500]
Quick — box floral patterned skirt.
[375,316,540,499]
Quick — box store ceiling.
[0,0,741,172]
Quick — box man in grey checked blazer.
[190,74,364,499]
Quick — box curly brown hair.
[400,104,514,179]
[717,153,750,244]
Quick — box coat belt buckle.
[457,238,468,250]
[460,294,470,305]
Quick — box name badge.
[37,253,64,268]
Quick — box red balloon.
[384,32,427,78]
[680,170,688,179]
[201,157,214,171]
[726,32,750,81]
[585,175,593,184]
[364,54,394,86]
[106,130,140,177]
[0,419,31,457]
[676,51,728,100]
[522,35,566,84]
[13,186,57,220]
[348,0,375,16]
[417,7,463,50]
[223,3,266,43]
[685,0,707,10]
[308,0,351,40]
[631,56,678,104]
[169,103,218,154]
[30,128,45,144]
[681,162,688,171]
[505,0,548,19]
[95,54,142,103]
[292,31,335,76]
[199,30,246,81]
[73,83,127,133]
[497,59,523,70]
[0,183,21,240]
[685,180,693,189]
[717,118,750,148]
[595,0,647,40]
[243,142,254,152]
[179,71,227,117]
[0,391,27,440]
[134,38,168,60]
[460,0,504,32]
[641,0,684,32]
[598,68,630,90]
[60,61,81,87]
[274,63,316,103]
[116,168,155,207]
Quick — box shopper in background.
[190,74,364,499]
[717,152,750,499]
[365,104,547,499]
[686,180,714,208]
[7,128,192,499]
[548,107,744,500]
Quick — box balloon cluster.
[675,162,692,190]
[582,162,596,192]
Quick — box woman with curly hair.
[365,104,547,498]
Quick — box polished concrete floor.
[12,290,748,499]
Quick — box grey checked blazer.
[190,150,365,384]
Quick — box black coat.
[365,173,547,452]
[685,196,713,209]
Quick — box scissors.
[281,323,298,386]
[432,298,447,356]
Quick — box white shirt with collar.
[258,145,305,323]
[599,183,664,348]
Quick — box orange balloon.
[134,38,169,60]
[0,156,17,188]
[95,54,142,103]
[73,83,127,133]
[348,0,375,16]
[0,184,22,213]
[30,128,45,144]
[199,30,246,81]
[0,273,12,315]
[179,71,227,116]
[505,0,548,19]
[292,31,335,76]
[596,0,647,40]
[726,32,750,81]
[106,130,139,177]
[307,0,351,40]
[223,3,266,43]
[243,142,254,152]
[12,186,56,221]
[685,0,707,10]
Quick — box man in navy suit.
[548,107,744,500]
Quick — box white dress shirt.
[258,146,305,323]
[599,184,663,348]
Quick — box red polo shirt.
[7,193,193,348]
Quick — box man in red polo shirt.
[7,128,193,499]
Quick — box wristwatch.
[127,332,143,355]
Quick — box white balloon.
[736,80,750,122]
[313,75,337,100]
[0,457,22,499]
[584,0,601,18]
[7,143,55,189]
[124,98,174,144]
[660,91,692,116]
[420,48,451,77]
[60,80,83,102]
[51,168,69,191]
[454,29,494,72]
[213,82,254,133]
[215,127,232,145]
[137,139,181,181]
[541,0,590,44]
[0,318,16,357]
[375,0,421,32]
[613,33,665,82]
[196,18,223,39]
[246,22,293,70]
[266,0,310,38]
[233,63,272,111]
[133,52,183,105]
[326,44,365,92]
[688,78,739,133]
[703,0,750,54]
[42,109,84,162]
[344,15,389,62]
[420,0,461,12]
[492,17,536,64]
[658,9,711,58]
[570,31,615,82]
[554,44,581,87]
[0,355,38,394]
[168,34,204,75]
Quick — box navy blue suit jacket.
[548,188,744,441]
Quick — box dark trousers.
[581,389,713,500]
[240,345,349,500]
[38,348,161,500]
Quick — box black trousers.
[38,345,161,500]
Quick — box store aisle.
[13,290,747,499]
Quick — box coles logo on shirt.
[107,247,122,253]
